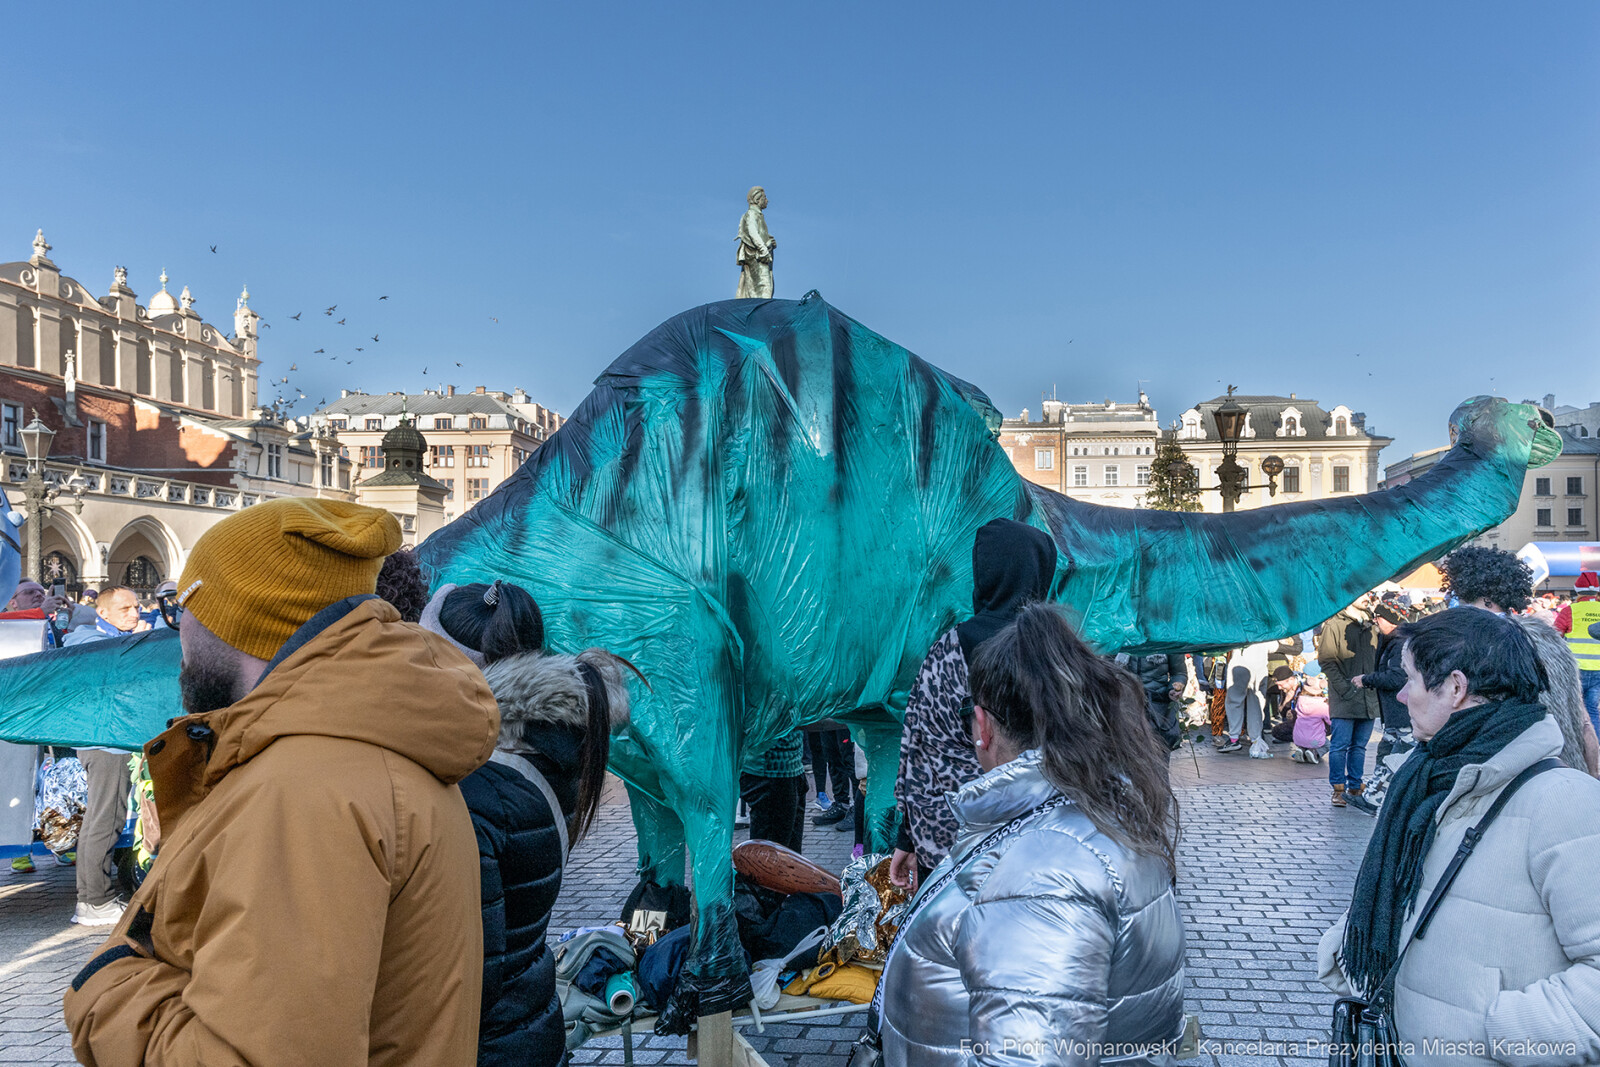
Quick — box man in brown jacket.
[1316,593,1383,810]
[63,499,499,1066]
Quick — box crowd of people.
[6,500,1600,1065]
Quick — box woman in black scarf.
[1319,607,1600,1064]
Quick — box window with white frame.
[1333,465,1351,493]
[365,418,382,431]
[1034,449,1054,471]
[1283,466,1301,494]
[87,420,106,463]
[1,405,18,450]
[434,417,454,430]
[1104,465,1119,487]
[1136,465,1151,486]
[266,442,283,479]
[466,444,492,468]
[320,453,334,486]
[1073,466,1088,487]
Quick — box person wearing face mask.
[1319,608,1600,1066]
[875,603,1184,1066]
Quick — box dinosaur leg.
[654,717,750,1030]
[850,718,905,854]
[625,782,685,887]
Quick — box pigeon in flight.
[491,317,499,323]
[325,306,337,315]
[209,245,217,254]
[422,367,428,375]
[455,361,463,367]
[371,334,379,342]
[356,347,364,352]
[314,348,324,354]
[379,295,388,300]
[290,312,302,321]
[336,318,346,325]
[289,363,297,371]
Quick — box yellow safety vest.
[1568,598,1600,672]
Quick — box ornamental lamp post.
[17,412,84,585]
[1212,389,1249,512]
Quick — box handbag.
[847,793,1071,1067]
[1328,756,1562,1067]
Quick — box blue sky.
[4,2,1596,463]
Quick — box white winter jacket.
[1318,716,1600,1066]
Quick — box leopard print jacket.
[894,628,983,869]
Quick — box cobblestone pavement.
[0,734,1372,1066]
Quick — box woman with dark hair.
[421,580,630,1067]
[876,602,1185,1065]
[1320,607,1600,1064]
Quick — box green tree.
[1145,436,1203,512]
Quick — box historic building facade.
[998,395,1161,507]
[0,232,350,595]
[314,386,563,524]
[1174,394,1391,512]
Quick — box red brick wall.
[0,370,238,485]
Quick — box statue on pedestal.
[736,187,775,299]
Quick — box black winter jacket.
[1364,632,1409,731]
[1120,652,1189,704]
[460,761,567,1067]
[459,649,632,1067]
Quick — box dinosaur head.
[1447,396,1563,472]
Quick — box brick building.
[0,231,351,595]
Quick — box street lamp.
[17,412,85,585]
[1210,387,1286,511]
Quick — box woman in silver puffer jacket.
[878,603,1186,1066]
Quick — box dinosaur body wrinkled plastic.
[0,296,1559,1013]
[417,295,1561,1012]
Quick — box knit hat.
[177,499,402,661]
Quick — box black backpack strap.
[1412,756,1564,940]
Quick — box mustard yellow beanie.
[177,498,402,661]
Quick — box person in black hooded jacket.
[422,580,629,1067]
[888,518,1057,891]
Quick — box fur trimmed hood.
[481,649,632,750]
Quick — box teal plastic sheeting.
[0,294,1560,1015]
[415,294,1560,1014]
[0,628,179,750]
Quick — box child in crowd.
[1288,674,1330,763]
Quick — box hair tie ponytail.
[483,579,502,607]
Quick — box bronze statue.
[736,186,775,298]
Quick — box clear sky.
[4,2,1597,463]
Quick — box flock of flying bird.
[203,243,499,417]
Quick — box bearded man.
[63,499,499,1066]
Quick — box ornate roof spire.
[32,229,50,260]
[159,269,169,291]
[237,283,251,310]
[180,285,195,311]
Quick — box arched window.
[202,359,216,411]
[123,556,162,593]
[17,307,36,369]
[136,340,153,395]
[100,327,116,386]
[1335,416,1348,436]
